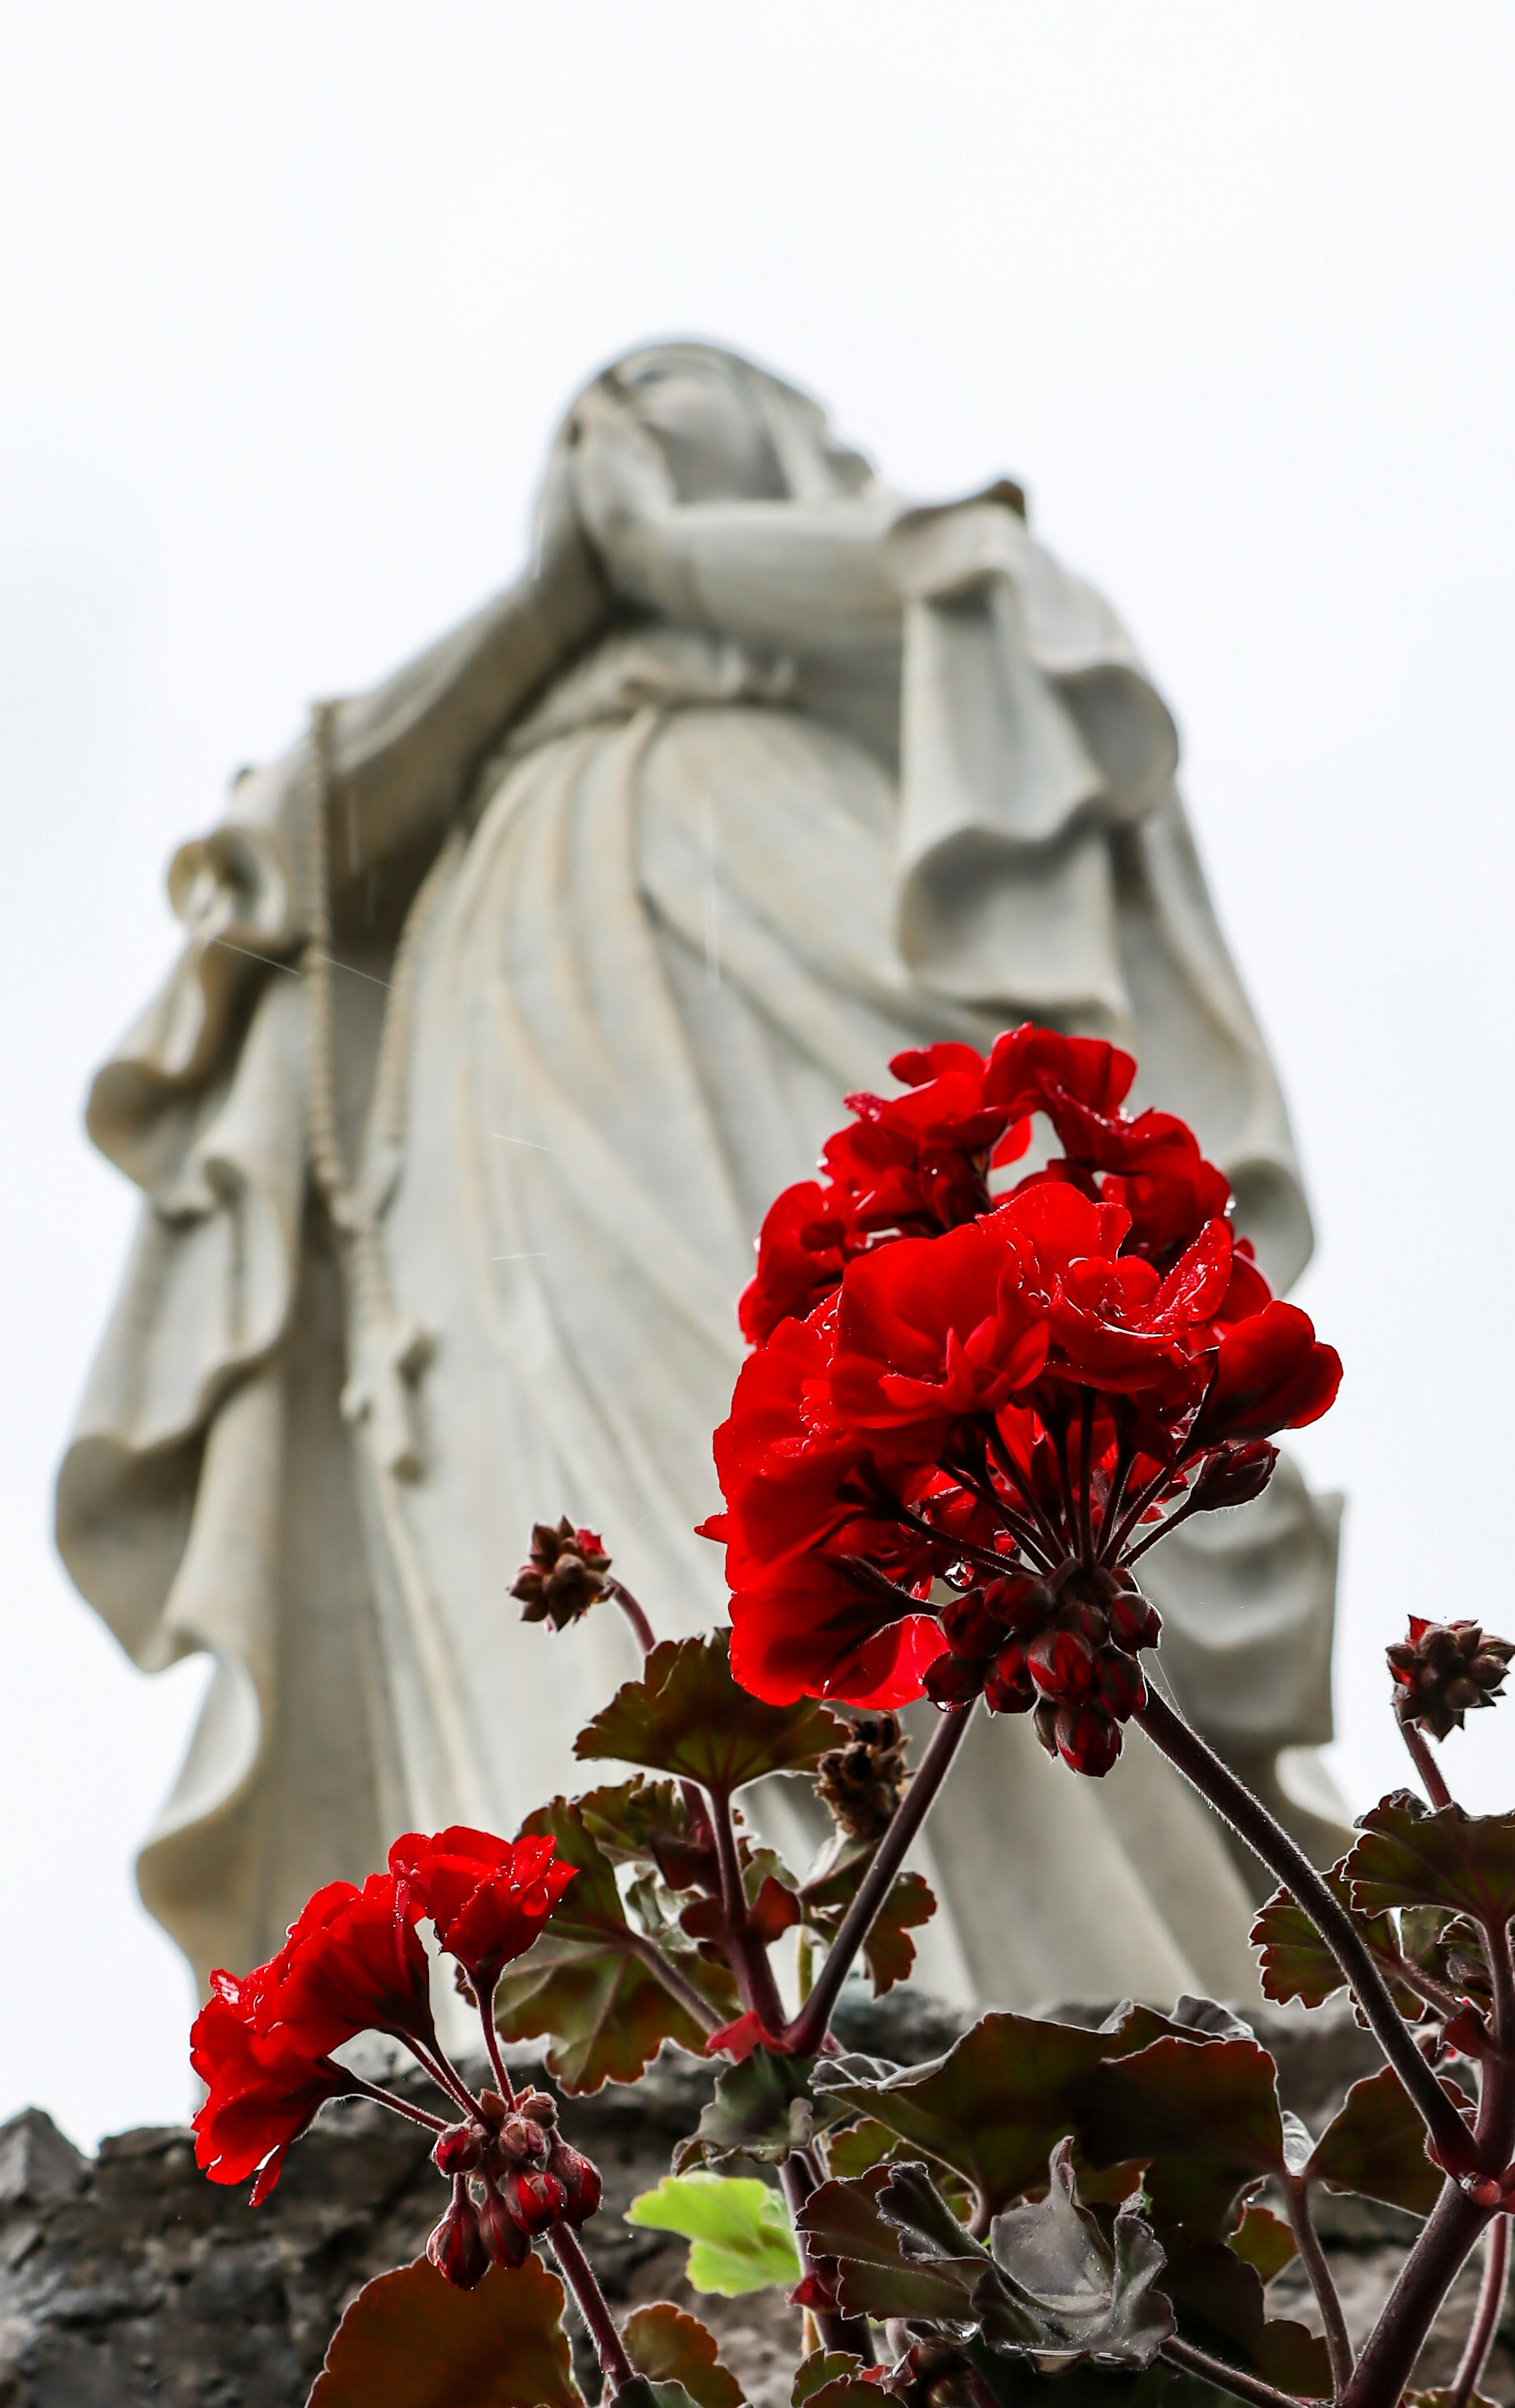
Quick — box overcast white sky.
[3,2,1513,2150]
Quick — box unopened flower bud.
[925,1649,991,1707]
[546,2135,603,2226]
[511,1517,612,1630]
[1054,1703,1122,1778]
[941,1587,1006,1658]
[427,2182,490,2290]
[498,2112,552,2166]
[814,1711,910,1840]
[1094,1649,1146,1719]
[1032,1699,1060,1758]
[500,2165,569,2235]
[477,2174,530,2267]
[1387,1618,1515,1741]
[1189,1441,1279,1514]
[431,2120,486,2177]
[516,2089,558,2126]
[1027,1627,1097,1702]
[984,1644,1035,1715]
[475,2089,508,2130]
[1106,1590,1162,1653]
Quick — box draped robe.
[57,344,1344,2011]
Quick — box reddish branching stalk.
[1135,1685,1476,2175]
[1282,2173,1353,2395]
[1158,2334,1308,2408]
[1398,1713,1455,1812]
[778,1700,976,2058]
[1448,2214,1509,2408]
[549,2224,635,2392]
[779,2148,875,2363]
[609,1577,656,1660]
[706,1782,789,2038]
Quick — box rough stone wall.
[0,2000,1508,2407]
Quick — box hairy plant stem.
[1448,2214,1509,2408]
[1338,2177,1488,2408]
[778,1701,976,2058]
[1283,2174,1353,2394]
[609,1578,656,1660]
[404,2032,487,2122]
[343,2072,447,2133]
[1077,1391,1095,1564]
[780,2149,875,2363]
[1135,1687,1474,2173]
[1158,2335,1306,2408]
[549,2223,634,2393]
[478,1990,518,2110]
[1398,1714,1454,1812]
[625,1928,724,2036]
[706,1784,788,2038]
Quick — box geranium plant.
[192,1027,1514,2408]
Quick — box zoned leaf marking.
[490,1794,724,2093]
[576,1631,847,1800]
[621,2305,744,2408]
[307,2252,584,2408]
[1347,1795,1515,1930]
[626,2173,801,2296]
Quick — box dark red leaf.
[306,2253,584,2408]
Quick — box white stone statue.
[58,342,1344,2017]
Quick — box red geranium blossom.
[713,1023,1342,1775]
[240,1873,438,2064]
[191,1983,354,2202]
[389,1828,576,1995]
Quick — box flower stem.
[342,2072,448,2133]
[778,1701,976,2058]
[1339,2177,1489,2408]
[1159,2335,1306,2408]
[1398,1714,1454,1812]
[706,1783,788,2038]
[1284,2174,1354,2395]
[1135,1686,1475,2174]
[400,2033,486,2121]
[609,1578,656,1659]
[1448,2214,1509,2408]
[1077,1391,1095,1565]
[549,2223,635,2393]
[477,1987,518,2110]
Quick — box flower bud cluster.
[1387,1617,1513,1741]
[511,1518,613,1630]
[425,2087,602,2290]
[814,1711,911,1840]
[924,1565,1160,1775]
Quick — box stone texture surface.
[0,1998,1508,2406]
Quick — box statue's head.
[562,340,875,507]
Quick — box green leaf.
[626,2174,802,2296]
[575,1631,849,1801]
[578,1776,701,1867]
[794,2165,984,2322]
[306,2253,585,2408]
[491,1795,732,2092]
[1304,2064,1446,2216]
[673,2049,838,2172]
[801,1844,937,1997]
[1249,1859,1405,2009]
[621,2305,744,2408]
[1347,1795,1515,1930]
[1157,2229,1332,2401]
[1074,2035,1287,2241]
[1226,2206,1296,2285]
[976,2140,1173,2374]
[810,2006,1182,2222]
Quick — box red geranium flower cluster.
[708,1028,1341,1776]
[192,1830,574,2212]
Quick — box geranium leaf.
[625,2174,801,2296]
[802,1846,937,1997]
[792,2353,874,2408]
[621,2305,744,2408]
[1157,2229,1332,2401]
[575,1632,848,1801]
[673,2050,841,2172]
[794,2166,983,2322]
[1074,2036,1287,2240]
[1346,1795,1515,1929]
[1249,1859,1404,2009]
[577,1777,700,1867]
[491,1796,733,2092]
[1407,2391,1500,2407]
[612,2383,704,2408]
[810,2006,1183,2221]
[976,2141,1173,2373]
[1304,2064,1447,2216]
[1227,2205,1296,2285]
[306,2253,584,2408]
